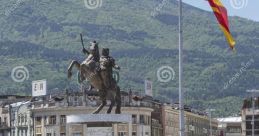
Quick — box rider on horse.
[82,40,100,63]
[100,48,120,89]
[68,39,122,114]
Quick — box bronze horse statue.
[67,40,121,114]
[67,59,121,114]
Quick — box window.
[227,126,241,133]
[132,115,137,124]
[36,127,42,133]
[21,115,24,123]
[72,133,82,136]
[25,115,27,123]
[74,97,79,106]
[46,133,51,136]
[49,116,56,125]
[4,117,7,125]
[60,115,66,124]
[132,132,137,136]
[144,116,149,125]
[118,132,127,136]
[36,117,42,125]
[140,115,144,124]
[60,133,66,136]
[18,115,20,123]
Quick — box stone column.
[113,124,118,136]
[128,123,132,136]
[41,116,45,136]
[137,114,140,124]
[83,124,87,136]
[56,115,60,136]
[15,112,18,136]
[27,111,31,136]
[66,124,71,136]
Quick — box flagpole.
[178,0,185,136]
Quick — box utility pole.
[178,0,185,135]
[207,109,215,136]
[247,89,259,136]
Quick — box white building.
[0,106,10,136]
[10,101,33,136]
[30,91,155,136]
[217,117,242,136]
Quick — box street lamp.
[246,89,259,136]
[206,109,215,136]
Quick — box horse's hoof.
[115,110,121,114]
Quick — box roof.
[6,101,30,108]
[0,95,31,99]
[217,117,242,123]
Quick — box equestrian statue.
[67,34,121,114]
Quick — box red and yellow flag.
[208,0,236,49]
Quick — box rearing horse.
[67,59,121,114]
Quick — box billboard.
[32,79,47,96]
[145,79,153,97]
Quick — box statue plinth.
[67,114,132,124]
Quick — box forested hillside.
[1,0,259,116]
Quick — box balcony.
[0,123,10,130]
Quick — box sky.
[182,0,259,22]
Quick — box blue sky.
[183,0,259,22]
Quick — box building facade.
[10,101,33,136]
[0,95,31,136]
[217,117,242,136]
[161,104,218,136]
[0,106,10,136]
[0,90,220,136]
[29,90,155,136]
[242,97,259,136]
[32,106,153,136]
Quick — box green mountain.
[1,0,259,116]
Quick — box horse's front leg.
[67,60,81,79]
[92,89,107,114]
[92,100,106,114]
[115,86,121,114]
[107,97,115,114]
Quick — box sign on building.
[67,114,132,124]
[145,79,153,97]
[87,127,113,136]
[32,80,47,96]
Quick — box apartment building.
[217,117,242,136]
[161,104,218,136]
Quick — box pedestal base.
[67,114,132,136]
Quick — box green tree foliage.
[0,0,259,116]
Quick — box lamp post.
[206,109,215,136]
[178,0,185,135]
[246,89,259,136]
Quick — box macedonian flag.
[208,0,236,49]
